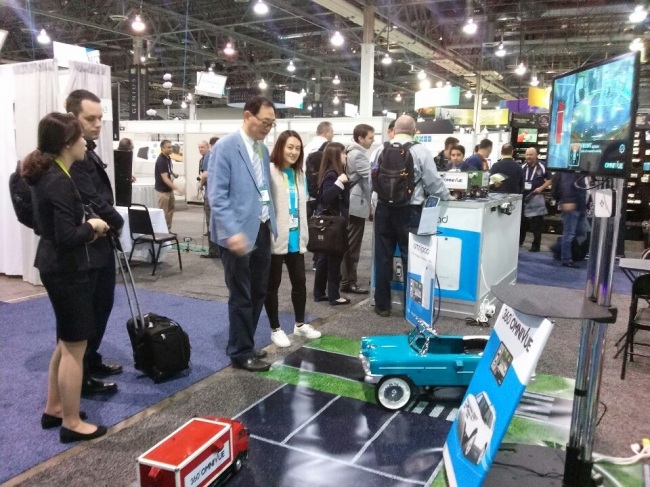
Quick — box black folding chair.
[621,273,650,379]
[128,204,182,276]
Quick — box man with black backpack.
[371,115,450,317]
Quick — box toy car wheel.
[376,376,415,410]
[233,454,244,473]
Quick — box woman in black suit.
[313,142,351,306]
[22,113,110,443]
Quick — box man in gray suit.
[208,96,278,372]
[340,123,375,294]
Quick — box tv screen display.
[547,52,639,176]
[516,128,538,144]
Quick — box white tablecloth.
[116,206,169,262]
[131,177,157,209]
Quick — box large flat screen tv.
[547,52,639,176]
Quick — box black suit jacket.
[70,146,124,267]
[33,165,96,274]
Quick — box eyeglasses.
[252,114,276,128]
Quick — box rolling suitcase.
[112,236,191,383]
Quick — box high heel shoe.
[41,411,88,430]
[60,425,107,443]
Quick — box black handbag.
[307,209,348,256]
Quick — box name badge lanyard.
[283,170,299,230]
[254,144,271,205]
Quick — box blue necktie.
[252,142,269,222]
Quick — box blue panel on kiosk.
[436,228,480,302]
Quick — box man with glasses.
[208,96,278,372]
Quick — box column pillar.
[359,4,375,117]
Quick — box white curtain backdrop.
[0,59,59,284]
[65,61,114,189]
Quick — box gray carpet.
[4,205,650,487]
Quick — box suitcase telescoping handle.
[109,234,146,331]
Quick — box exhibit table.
[618,257,650,283]
[371,193,522,320]
[116,206,169,262]
[131,177,157,209]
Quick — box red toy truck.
[138,416,249,487]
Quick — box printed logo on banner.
[443,304,554,487]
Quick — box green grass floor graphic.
[268,335,643,487]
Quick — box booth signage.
[443,304,554,487]
[195,72,227,98]
[405,234,438,328]
[414,86,460,109]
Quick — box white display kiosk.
[371,193,522,320]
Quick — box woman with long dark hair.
[264,130,321,347]
[23,112,109,443]
[313,142,351,306]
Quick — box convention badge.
[260,186,271,204]
[289,215,299,229]
[524,182,532,191]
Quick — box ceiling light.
[495,43,506,57]
[254,0,269,15]
[436,80,443,88]
[307,104,313,110]
[381,53,392,65]
[463,18,477,35]
[395,93,402,102]
[287,60,296,72]
[332,74,340,85]
[181,101,188,109]
[333,110,339,115]
[530,76,539,87]
[140,55,146,63]
[417,70,427,80]
[223,42,235,56]
[515,62,527,76]
[419,79,431,90]
[330,31,344,47]
[382,109,388,114]
[300,88,306,97]
[465,90,472,99]
[163,98,172,107]
[37,28,50,44]
[630,38,644,52]
[186,93,193,101]
[629,5,647,23]
[445,81,451,86]
[482,97,488,105]
[259,78,267,90]
[131,15,145,33]
[333,95,340,105]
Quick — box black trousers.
[520,215,544,248]
[85,251,116,367]
[220,223,271,361]
[204,194,219,256]
[340,215,365,287]
[373,203,422,312]
[264,252,306,329]
[314,252,343,304]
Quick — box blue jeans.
[561,210,586,263]
[373,202,422,312]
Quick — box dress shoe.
[253,348,267,359]
[88,362,123,377]
[340,284,369,294]
[81,377,118,396]
[231,357,271,372]
[330,298,351,306]
[41,411,87,430]
[60,425,107,444]
[374,307,391,317]
[200,253,220,259]
[562,261,578,268]
[529,246,540,252]
[313,295,327,302]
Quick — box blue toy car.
[360,327,489,410]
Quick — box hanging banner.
[443,304,555,486]
[528,87,551,109]
[415,86,460,109]
[128,65,149,121]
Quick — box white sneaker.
[294,323,321,339]
[271,329,291,348]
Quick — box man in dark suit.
[208,96,278,372]
[490,143,524,194]
[66,89,124,395]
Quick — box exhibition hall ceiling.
[1,0,648,116]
